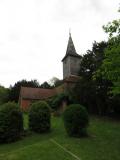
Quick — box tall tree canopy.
[0,85,9,105]
[72,41,110,115]
[49,77,63,87]
[40,81,52,89]
[79,41,108,80]
[96,18,120,95]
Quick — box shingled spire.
[66,32,76,54]
[62,32,81,61]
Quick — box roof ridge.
[21,86,54,90]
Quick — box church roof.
[20,87,57,100]
[62,33,81,61]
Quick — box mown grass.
[0,116,120,160]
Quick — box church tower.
[62,33,82,79]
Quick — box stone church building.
[19,33,82,111]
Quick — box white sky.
[0,0,119,87]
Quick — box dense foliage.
[0,85,9,105]
[71,41,113,116]
[51,93,69,111]
[69,8,119,117]
[0,102,23,143]
[29,101,51,133]
[71,15,120,117]
[49,77,63,87]
[63,104,89,137]
[79,41,108,80]
[96,19,120,95]
[40,81,52,89]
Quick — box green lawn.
[0,116,120,160]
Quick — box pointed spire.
[62,31,81,62]
[66,31,77,55]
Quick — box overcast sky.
[0,0,119,87]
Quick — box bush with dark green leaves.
[63,104,89,137]
[0,102,23,143]
[29,101,51,133]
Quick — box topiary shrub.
[63,104,89,137]
[0,102,23,143]
[29,101,51,133]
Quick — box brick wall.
[21,99,31,111]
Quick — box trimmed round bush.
[63,104,89,137]
[29,101,51,133]
[0,102,23,143]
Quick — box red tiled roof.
[20,87,57,100]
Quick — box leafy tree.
[79,50,95,79]
[92,41,108,68]
[0,85,9,105]
[40,81,52,89]
[95,78,113,115]
[96,19,120,95]
[72,78,96,112]
[79,41,108,79]
[8,79,40,102]
[71,9,120,116]
[49,77,63,87]
[72,41,110,115]
[103,19,120,37]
